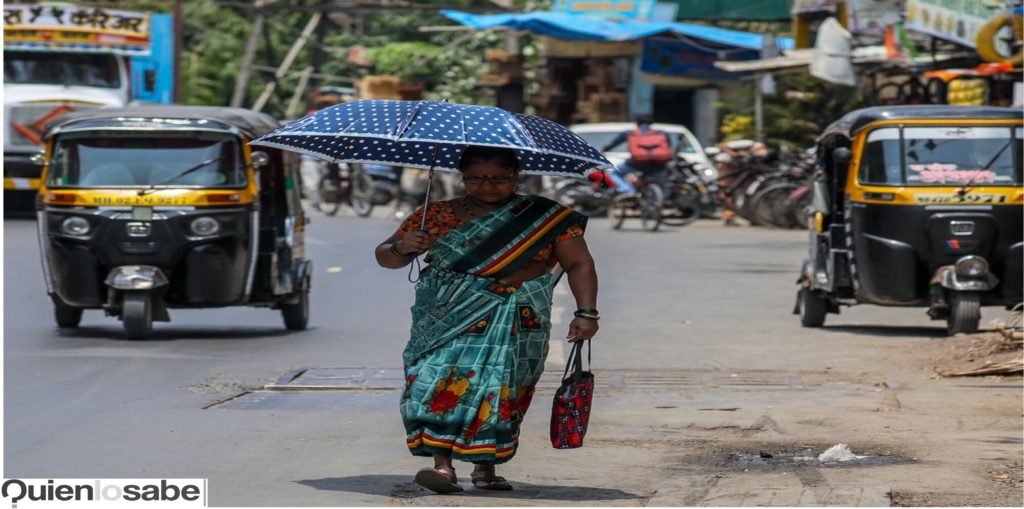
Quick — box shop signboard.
[847,0,902,36]
[792,0,838,14]
[3,4,151,54]
[904,0,1001,48]
[640,37,757,81]
[553,0,657,20]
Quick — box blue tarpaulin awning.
[441,10,793,51]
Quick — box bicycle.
[661,160,713,227]
[609,171,663,232]
[318,163,374,217]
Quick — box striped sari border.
[475,207,575,277]
[406,432,518,459]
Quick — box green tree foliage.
[178,0,520,115]
[718,74,870,152]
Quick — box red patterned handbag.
[550,341,594,449]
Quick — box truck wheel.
[947,292,981,335]
[800,288,827,327]
[54,302,83,328]
[122,292,153,340]
[282,287,310,330]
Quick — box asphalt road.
[3,208,1020,506]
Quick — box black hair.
[458,145,520,173]
[634,114,654,126]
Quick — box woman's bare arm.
[553,236,599,341]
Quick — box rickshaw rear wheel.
[800,288,828,327]
[54,302,83,328]
[122,292,153,340]
[947,292,981,335]
[282,285,310,331]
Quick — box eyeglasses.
[460,174,516,186]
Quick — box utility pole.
[252,12,322,112]
[231,0,267,108]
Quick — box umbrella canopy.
[251,99,614,178]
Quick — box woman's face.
[461,160,518,203]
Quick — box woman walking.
[375,146,600,493]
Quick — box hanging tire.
[947,292,981,335]
[800,288,827,327]
[349,168,375,217]
[639,185,663,232]
[282,286,310,331]
[54,302,83,328]
[122,292,153,340]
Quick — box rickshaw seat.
[79,163,134,186]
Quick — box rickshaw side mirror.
[832,147,852,169]
[30,151,45,166]
[251,151,270,170]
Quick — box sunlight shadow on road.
[55,326,307,341]
[297,475,644,501]
[822,325,946,338]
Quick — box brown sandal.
[415,466,463,494]
[470,471,513,491]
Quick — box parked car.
[570,122,715,181]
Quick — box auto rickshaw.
[37,106,312,339]
[796,105,1022,335]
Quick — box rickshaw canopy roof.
[45,106,280,139]
[818,105,1023,143]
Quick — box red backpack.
[626,129,672,164]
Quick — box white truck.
[3,4,155,215]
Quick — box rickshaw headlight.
[189,216,220,236]
[61,216,91,236]
[955,256,988,277]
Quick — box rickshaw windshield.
[47,130,247,189]
[859,126,1022,187]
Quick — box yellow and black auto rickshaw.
[797,105,1022,334]
[37,106,311,339]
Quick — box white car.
[570,122,716,181]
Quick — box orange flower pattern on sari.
[429,368,473,414]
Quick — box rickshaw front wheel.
[282,286,310,331]
[799,288,827,327]
[54,301,83,328]
[122,292,153,340]
[947,292,981,335]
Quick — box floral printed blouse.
[396,200,584,264]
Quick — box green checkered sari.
[400,195,585,463]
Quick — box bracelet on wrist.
[573,311,600,321]
[390,242,410,257]
[576,307,599,315]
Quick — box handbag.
[550,341,594,449]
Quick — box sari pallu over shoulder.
[428,195,587,281]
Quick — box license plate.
[915,194,1008,205]
[90,196,190,206]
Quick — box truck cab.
[3,3,172,216]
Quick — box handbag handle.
[562,340,591,379]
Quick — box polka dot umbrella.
[252,99,614,178]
